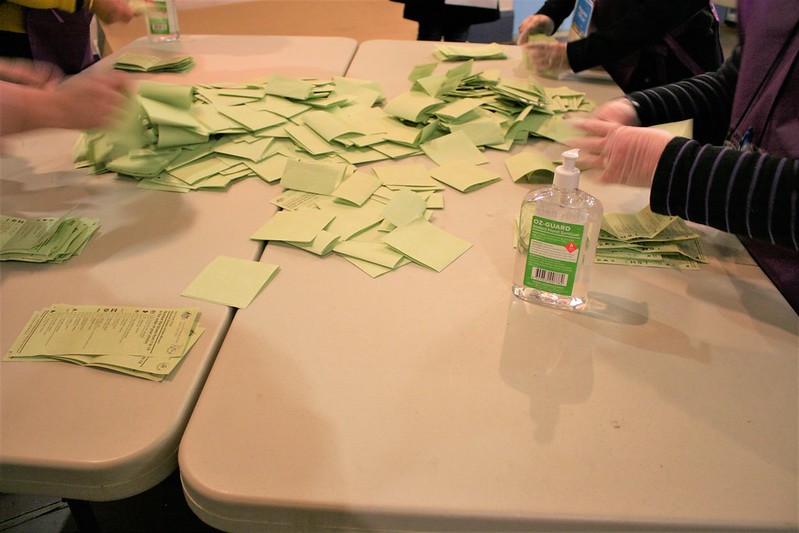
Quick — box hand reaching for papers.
[0,69,131,137]
[516,14,556,44]
[592,97,641,126]
[568,119,674,187]
[523,40,569,78]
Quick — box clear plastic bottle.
[513,149,603,311]
[145,0,180,42]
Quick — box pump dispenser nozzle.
[553,149,580,189]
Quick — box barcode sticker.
[531,268,568,286]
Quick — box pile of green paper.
[249,162,472,277]
[0,213,99,263]
[75,60,593,192]
[4,304,204,381]
[73,61,593,276]
[596,206,707,269]
[433,42,507,61]
[113,52,195,73]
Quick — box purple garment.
[730,0,799,156]
[26,7,94,74]
[733,0,799,315]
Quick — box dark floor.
[0,470,218,532]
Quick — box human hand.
[567,119,674,187]
[90,0,135,24]
[516,14,555,44]
[592,98,640,126]
[523,40,569,78]
[0,58,63,88]
[48,71,132,130]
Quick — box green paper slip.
[504,150,557,183]
[245,154,297,183]
[448,118,506,147]
[430,163,501,192]
[251,209,335,243]
[263,76,315,100]
[287,230,340,256]
[5,304,200,358]
[433,43,507,61]
[271,190,327,211]
[421,130,489,166]
[382,218,472,272]
[373,163,439,188]
[602,206,678,241]
[217,106,286,132]
[333,240,405,268]
[384,91,445,123]
[138,81,194,109]
[280,159,347,194]
[0,213,100,263]
[113,52,195,73]
[380,189,428,227]
[182,256,280,309]
[318,200,384,241]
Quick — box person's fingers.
[572,118,621,138]
[568,135,605,156]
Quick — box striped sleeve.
[626,46,741,145]
[651,138,799,250]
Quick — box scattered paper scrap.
[182,256,280,308]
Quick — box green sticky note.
[182,256,280,309]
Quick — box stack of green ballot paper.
[4,304,204,382]
[75,61,593,193]
[1,213,99,263]
[433,42,507,61]
[113,52,195,73]
[596,207,707,269]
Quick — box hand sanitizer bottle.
[146,0,180,42]
[513,149,603,311]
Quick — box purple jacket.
[730,0,799,156]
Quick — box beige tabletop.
[0,35,357,501]
[179,40,798,531]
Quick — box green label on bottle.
[148,1,170,34]
[523,215,584,295]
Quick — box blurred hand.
[0,58,63,88]
[523,40,569,77]
[592,98,641,126]
[568,119,674,187]
[49,71,132,130]
[90,0,135,24]
[517,14,556,44]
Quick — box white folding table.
[0,35,357,503]
[178,40,798,531]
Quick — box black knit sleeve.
[536,0,577,31]
[626,45,741,144]
[651,137,799,250]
